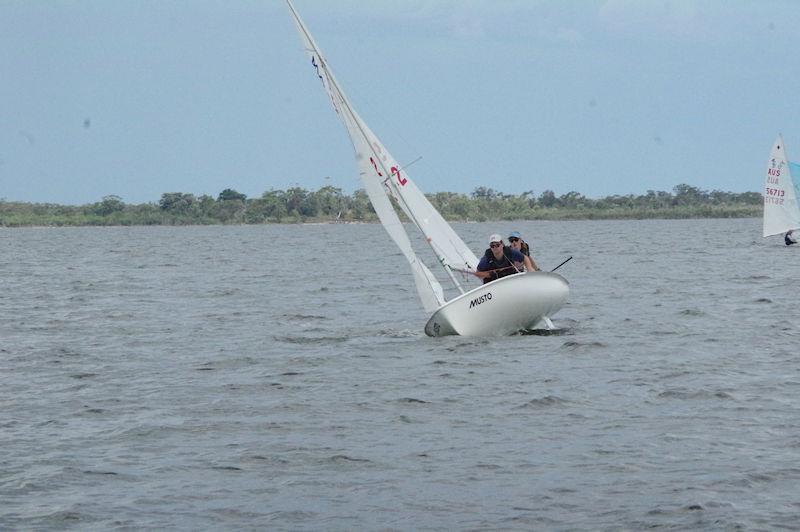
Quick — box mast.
[287,0,469,295]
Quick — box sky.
[2,0,800,205]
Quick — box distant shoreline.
[0,184,761,227]
[0,210,761,228]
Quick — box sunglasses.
[508,237,520,243]
[489,242,503,248]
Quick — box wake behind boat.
[763,135,800,244]
[286,1,569,336]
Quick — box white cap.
[488,233,503,244]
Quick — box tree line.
[0,184,762,227]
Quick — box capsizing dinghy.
[287,1,569,336]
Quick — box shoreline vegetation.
[1,184,761,227]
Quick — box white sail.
[355,134,445,312]
[287,0,445,311]
[368,144,480,274]
[763,135,800,237]
[286,0,482,308]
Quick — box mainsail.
[763,135,800,237]
[287,1,479,311]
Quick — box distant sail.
[763,135,800,237]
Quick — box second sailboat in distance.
[763,135,800,245]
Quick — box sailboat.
[286,1,569,336]
[763,135,800,242]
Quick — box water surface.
[1,218,799,530]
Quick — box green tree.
[313,185,344,217]
[673,184,707,206]
[250,190,287,222]
[196,195,216,218]
[472,186,497,199]
[159,192,195,213]
[218,188,247,202]
[559,191,586,209]
[350,189,374,220]
[89,195,125,216]
[538,190,557,208]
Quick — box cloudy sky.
[2,0,800,204]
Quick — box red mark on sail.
[391,166,407,186]
[369,157,383,177]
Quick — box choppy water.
[2,218,799,530]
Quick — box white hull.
[424,272,570,337]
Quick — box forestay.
[287,1,478,311]
[763,135,800,237]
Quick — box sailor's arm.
[524,255,540,272]
[474,257,492,279]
